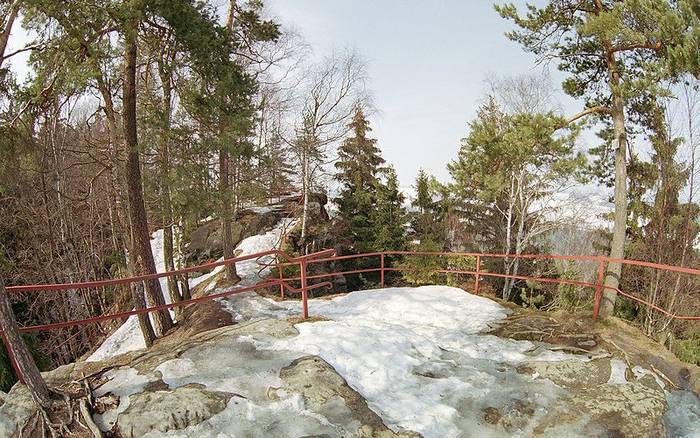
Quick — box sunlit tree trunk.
[600,47,629,318]
[122,8,173,336]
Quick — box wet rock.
[524,357,668,437]
[280,356,421,438]
[572,380,667,437]
[524,358,612,388]
[0,384,36,437]
[483,406,501,424]
[116,385,232,437]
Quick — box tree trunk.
[505,177,527,301]
[600,50,629,318]
[0,1,19,69]
[501,173,516,299]
[220,149,240,283]
[175,221,191,300]
[156,57,182,313]
[130,258,156,347]
[300,149,310,251]
[122,14,173,336]
[0,275,51,407]
[221,0,240,283]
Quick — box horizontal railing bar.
[7,248,335,293]
[11,278,330,333]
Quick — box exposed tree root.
[17,380,104,438]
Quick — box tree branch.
[564,105,611,125]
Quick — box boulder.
[116,385,232,437]
[279,356,421,438]
[0,385,36,437]
[520,358,668,437]
[184,207,284,265]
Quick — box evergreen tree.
[497,0,700,316]
[402,169,444,285]
[448,99,583,300]
[410,169,440,245]
[371,167,408,251]
[335,107,385,253]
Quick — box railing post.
[474,255,481,295]
[380,253,385,288]
[592,257,606,322]
[278,256,285,299]
[300,259,309,320]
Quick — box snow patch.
[93,367,154,431]
[607,359,629,385]
[88,218,295,362]
[87,229,174,362]
[263,286,573,437]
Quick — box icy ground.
[87,218,294,362]
[264,286,574,437]
[81,215,699,437]
[87,284,700,437]
[250,287,700,437]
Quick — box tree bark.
[300,149,310,252]
[221,0,240,283]
[501,173,516,299]
[0,0,20,69]
[130,258,155,347]
[177,229,191,301]
[122,12,173,336]
[156,55,183,313]
[600,48,629,318]
[0,275,51,407]
[220,149,240,282]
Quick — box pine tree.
[496,0,700,316]
[335,107,385,253]
[447,99,582,300]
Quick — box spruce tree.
[411,169,438,245]
[335,107,385,253]
[402,169,443,285]
[371,167,408,251]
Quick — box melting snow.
[664,390,700,438]
[87,218,294,362]
[607,358,629,385]
[93,367,155,431]
[263,286,573,437]
[81,215,699,437]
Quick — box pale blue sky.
[265,0,584,189]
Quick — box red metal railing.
[1,248,334,383]
[278,250,700,322]
[2,247,699,384]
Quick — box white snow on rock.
[136,320,342,438]
[92,367,156,431]
[87,229,174,362]
[263,286,572,437]
[87,218,294,362]
[607,358,629,385]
